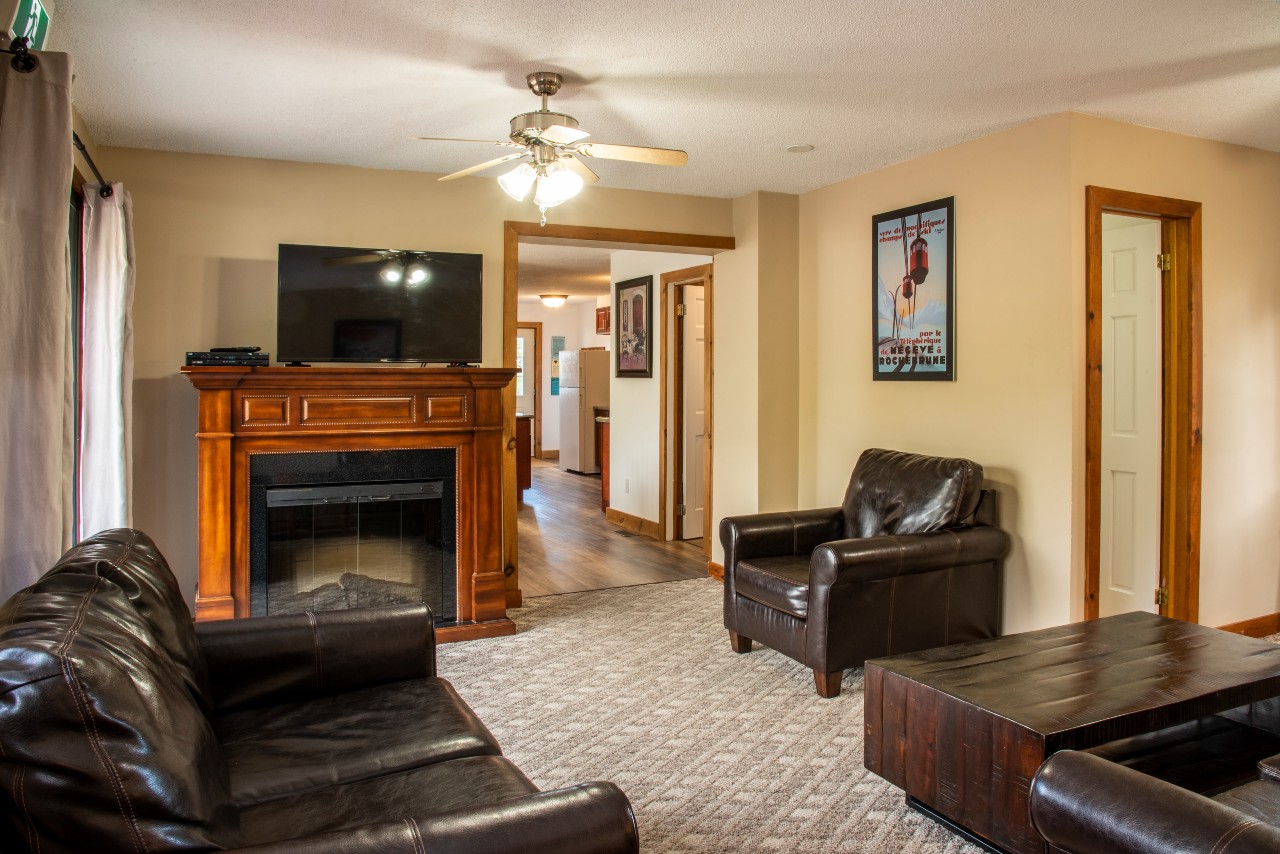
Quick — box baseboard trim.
[1218,612,1280,638]
[708,561,724,581]
[436,618,517,644]
[604,507,661,539]
[539,450,560,460]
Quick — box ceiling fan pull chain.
[539,205,548,227]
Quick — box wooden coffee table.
[864,612,1280,854]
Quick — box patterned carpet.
[437,578,982,853]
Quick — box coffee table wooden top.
[865,612,1280,853]
[869,611,1280,749]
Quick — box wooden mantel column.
[181,366,518,643]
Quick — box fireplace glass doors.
[249,449,457,621]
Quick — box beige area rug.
[437,578,983,853]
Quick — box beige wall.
[708,197,760,547]
[798,112,1280,632]
[99,146,732,602]
[756,192,801,513]
[799,115,1074,633]
[1067,114,1280,627]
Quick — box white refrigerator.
[559,349,610,474]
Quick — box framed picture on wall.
[872,196,955,381]
[595,306,610,335]
[615,276,653,378]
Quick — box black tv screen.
[277,244,483,364]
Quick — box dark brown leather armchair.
[720,448,1009,697]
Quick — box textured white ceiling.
[49,0,1280,199]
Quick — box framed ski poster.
[872,196,954,381]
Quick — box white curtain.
[78,184,135,537]
[0,53,74,600]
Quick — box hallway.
[517,459,707,598]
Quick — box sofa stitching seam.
[955,462,976,527]
[16,764,40,853]
[404,817,426,854]
[96,529,141,583]
[59,577,148,853]
[306,611,323,692]
[1210,819,1261,854]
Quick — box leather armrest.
[1031,751,1280,854]
[720,508,843,570]
[809,525,1010,587]
[195,603,436,713]
[228,782,639,854]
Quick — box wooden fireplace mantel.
[181,365,518,642]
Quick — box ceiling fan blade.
[322,253,389,267]
[575,142,688,166]
[562,154,600,185]
[414,136,523,148]
[438,152,528,181]
[539,124,591,145]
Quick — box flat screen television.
[277,243,483,364]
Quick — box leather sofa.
[0,528,638,853]
[1031,749,1280,853]
[720,448,1010,697]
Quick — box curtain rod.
[72,133,114,198]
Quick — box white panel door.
[682,285,706,539]
[1100,215,1162,616]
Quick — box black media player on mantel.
[185,346,269,367]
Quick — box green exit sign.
[7,0,50,50]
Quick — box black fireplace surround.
[249,449,457,620]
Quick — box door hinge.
[676,503,686,516]
[676,304,687,317]
[1155,587,1169,607]
[1157,254,1171,271]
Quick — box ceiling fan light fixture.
[498,162,537,201]
[533,162,584,209]
[404,262,430,287]
[539,294,568,308]
[379,262,404,284]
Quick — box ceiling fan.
[417,72,688,222]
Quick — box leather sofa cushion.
[239,755,539,845]
[44,528,213,710]
[842,448,983,539]
[1214,779,1280,828]
[0,572,237,851]
[1260,753,1280,782]
[736,556,810,619]
[217,676,503,806]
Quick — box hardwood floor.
[517,459,707,598]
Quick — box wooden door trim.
[661,264,713,550]
[1085,186,1202,623]
[515,321,543,457]
[502,223,734,602]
